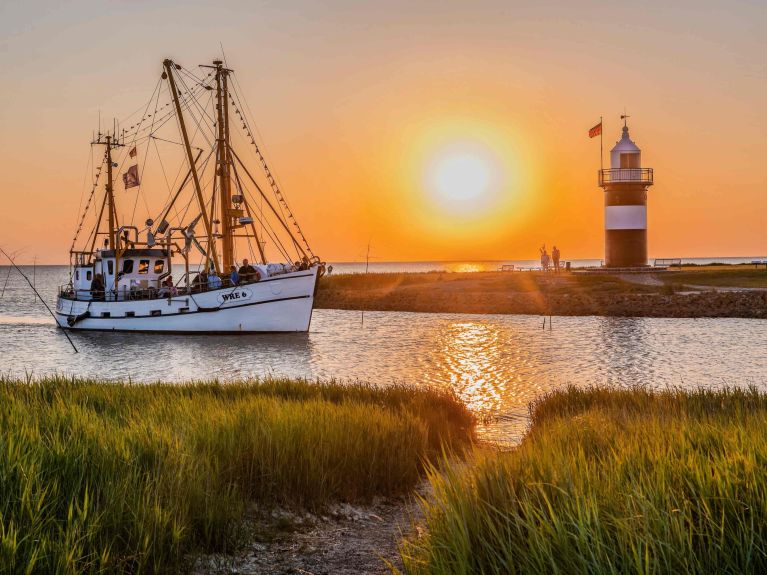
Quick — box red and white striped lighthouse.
[598,121,654,267]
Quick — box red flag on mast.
[129,146,137,158]
[123,165,140,189]
[588,122,602,138]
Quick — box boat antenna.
[0,247,79,353]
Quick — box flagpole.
[600,115,603,172]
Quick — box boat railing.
[58,275,282,302]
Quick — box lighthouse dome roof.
[611,125,641,153]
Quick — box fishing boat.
[56,58,324,333]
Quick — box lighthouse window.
[123,260,134,274]
[154,260,165,274]
[138,260,150,274]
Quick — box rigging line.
[73,146,94,233]
[120,82,209,142]
[115,79,162,172]
[118,77,162,127]
[128,83,163,226]
[151,136,179,222]
[228,82,313,258]
[119,78,162,158]
[71,153,108,252]
[155,91,214,199]
[0,247,78,353]
[230,157,267,264]
[240,184,293,263]
[230,148,306,259]
[175,74,216,146]
[156,149,213,229]
[150,134,199,149]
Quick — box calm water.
[1,265,766,444]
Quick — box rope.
[227,78,315,259]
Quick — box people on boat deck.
[160,276,177,297]
[90,273,105,301]
[238,259,259,284]
[207,271,222,290]
[229,265,239,286]
[191,270,208,293]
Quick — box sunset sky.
[1,0,765,264]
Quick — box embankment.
[316,270,767,318]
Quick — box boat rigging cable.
[68,57,318,279]
[0,247,79,353]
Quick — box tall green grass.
[401,385,767,574]
[0,376,474,574]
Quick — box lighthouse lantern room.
[598,120,654,267]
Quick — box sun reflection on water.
[436,321,506,414]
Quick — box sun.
[425,142,502,216]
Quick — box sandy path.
[192,495,421,575]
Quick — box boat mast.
[162,58,220,275]
[214,60,235,271]
[91,133,121,250]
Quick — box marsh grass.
[0,376,474,573]
[401,385,767,574]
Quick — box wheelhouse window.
[154,260,165,274]
[75,270,79,280]
[108,260,114,275]
[138,260,150,275]
[86,271,92,281]
[123,260,134,274]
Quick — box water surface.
[1,266,765,444]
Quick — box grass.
[0,376,474,574]
[400,385,767,574]
[664,268,767,289]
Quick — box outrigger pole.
[0,247,79,353]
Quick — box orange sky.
[1,1,765,264]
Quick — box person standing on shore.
[552,246,561,273]
[540,246,550,272]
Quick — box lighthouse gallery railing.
[598,168,653,186]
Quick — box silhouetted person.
[540,246,550,272]
[238,259,259,283]
[90,273,105,301]
[191,270,208,293]
[552,246,561,273]
[207,270,222,290]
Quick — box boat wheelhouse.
[56,57,324,333]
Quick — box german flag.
[589,122,602,138]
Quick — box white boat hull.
[55,268,319,333]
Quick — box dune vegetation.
[0,376,474,574]
[400,385,767,574]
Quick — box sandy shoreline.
[315,270,767,319]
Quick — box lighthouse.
[598,120,654,267]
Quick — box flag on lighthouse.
[123,165,140,189]
[589,122,602,138]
